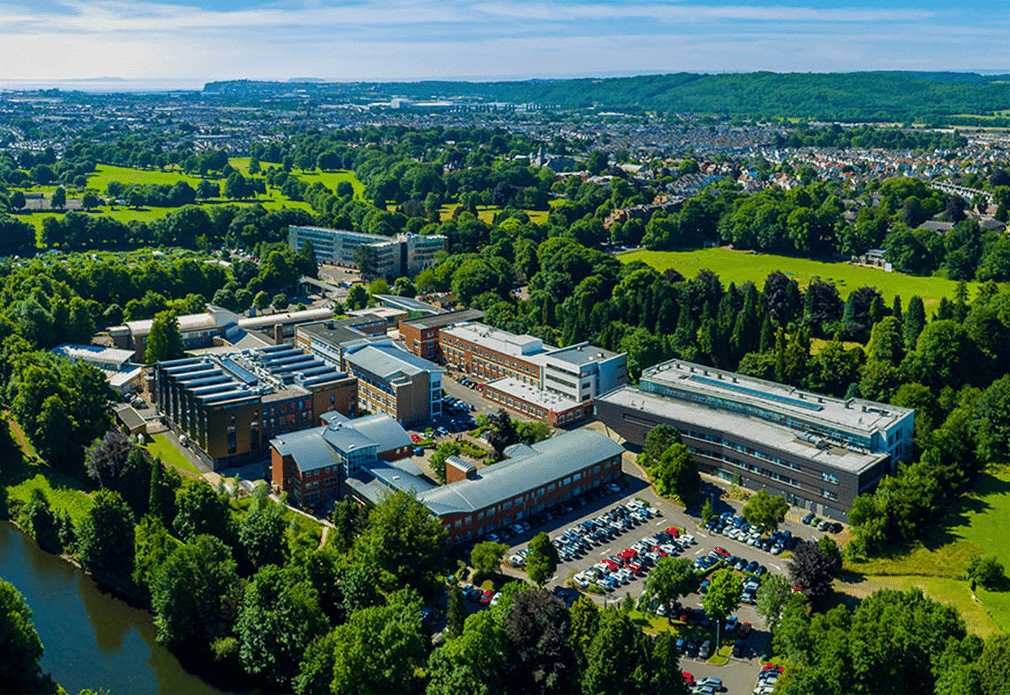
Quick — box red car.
[665,526,680,537]
[682,672,695,686]
[739,622,753,638]
[762,663,783,673]
[410,434,422,443]
[714,547,729,558]
[480,590,494,606]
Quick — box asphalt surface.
[490,450,825,694]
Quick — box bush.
[966,555,1004,589]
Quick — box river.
[0,521,231,695]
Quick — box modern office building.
[439,321,627,424]
[398,308,485,361]
[294,316,388,367]
[287,226,447,278]
[271,410,420,510]
[342,339,443,426]
[153,345,357,468]
[595,359,915,520]
[418,429,625,543]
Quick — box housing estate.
[595,359,914,520]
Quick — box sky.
[0,0,1006,90]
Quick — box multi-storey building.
[398,308,485,361]
[271,411,419,510]
[287,226,447,278]
[342,339,443,427]
[153,345,357,468]
[595,359,915,520]
[439,322,627,424]
[418,429,625,543]
[294,316,388,367]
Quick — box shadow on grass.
[921,473,1010,552]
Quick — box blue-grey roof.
[271,413,413,473]
[343,413,414,453]
[418,430,625,516]
[373,294,443,315]
[271,427,342,473]
[344,343,441,380]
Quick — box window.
[227,416,237,455]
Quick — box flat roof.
[401,308,484,329]
[373,294,444,315]
[598,386,886,475]
[418,429,625,516]
[642,359,912,440]
[539,342,623,368]
[52,343,136,366]
[485,377,582,413]
[237,307,333,330]
[441,322,546,358]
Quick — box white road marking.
[769,562,782,571]
[600,549,610,556]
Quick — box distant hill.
[204,72,1010,123]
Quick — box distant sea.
[0,77,205,93]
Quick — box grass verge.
[144,434,201,475]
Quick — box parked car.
[698,640,712,659]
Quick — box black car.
[802,512,815,525]
[686,638,700,657]
[732,638,746,657]
[676,637,687,653]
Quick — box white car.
[681,534,697,545]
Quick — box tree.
[756,573,793,633]
[502,588,577,695]
[253,290,271,311]
[392,276,417,297]
[701,497,714,526]
[789,540,837,604]
[966,555,1004,589]
[330,498,369,554]
[22,490,60,554]
[50,186,66,210]
[238,501,289,572]
[294,599,426,695]
[9,190,25,211]
[979,634,1010,695]
[271,292,288,311]
[586,150,609,176]
[354,245,380,281]
[172,481,234,543]
[81,192,100,210]
[345,284,368,311]
[445,583,466,637]
[144,311,184,363]
[525,531,559,586]
[148,460,181,524]
[643,557,700,623]
[643,423,681,462]
[237,565,329,688]
[701,568,742,652]
[486,408,517,457]
[817,535,843,572]
[429,441,461,484]
[151,534,242,654]
[651,442,700,505]
[76,489,135,577]
[132,514,179,595]
[471,541,509,581]
[569,595,601,669]
[354,490,447,592]
[0,579,46,694]
[582,607,686,695]
[742,489,789,533]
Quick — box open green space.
[143,433,201,476]
[437,203,550,225]
[619,247,976,311]
[1,422,94,524]
[843,471,1010,635]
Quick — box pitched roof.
[418,429,624,516]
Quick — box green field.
[144,433,201,476]
[844,471,1010,635]
[620,248,977,311]
[14,162,365,233]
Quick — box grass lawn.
[437,203,549,225]
[15,162,364,233]
[144,434,201,475]
[619,247,976,311]
[842,471,1010,635]
[1,422,94,523]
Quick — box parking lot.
[485,458,827,694]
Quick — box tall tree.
[742,489,789,533]
[503,588,577,695]
[525,532,559,586]
[0,579,47,694]
[144,311,184,363]
[789,541,837,605]
[701,568,742,652]
[642,557,700,624]
[76,489,135,577]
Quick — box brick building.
[398,308,485,362]
[418,429,625,543]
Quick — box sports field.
[619,248,975,310]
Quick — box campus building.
[110,305,336,362]
[287,226,447,278]
[398,308,485,362]
[271,411,420,510]
[595,359,915,520]
[295,319,444,427]
[51,344,143,394]
[153,345,357,468]
[418,429,625,543]
[342,339,443,427]
[439,321,627,424]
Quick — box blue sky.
[0,1,1005,89]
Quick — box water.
[0,522,229,695]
